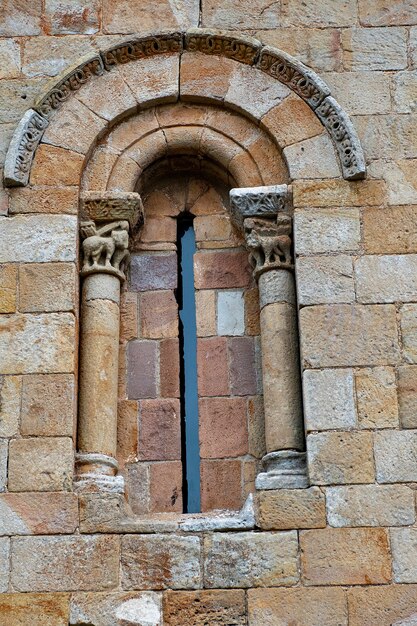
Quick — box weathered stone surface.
[217,290,245,336]
[199,397,248,458]
[348,584,417,626]
[303,368,356,431]
[0,440,7,492]
[0,215,76,263]
[257,487,326,530]
[45,0,100,34]
[398,366,417,429]
[358,0,417,25]
[300,304,400,367]
[202,0,280,28]
[103,0,198,31]
[22,36,96,77]
[8,437,73,492]
[163,590,246,626]
[324,71,391,115]
[391,528,417,583]
[282,0,357,26]
[127,340,158,399]
[307,431,375,485]
[122,535,201,590]
[294,208,360,254]
[196,289,216,336]
[200,459,243,511]
[0,536,9,591]
[118,54,180,108]
[248,587,348,626]
[0,39,20,80]
[293,179,386,207]
[229,337,257,396]
[140,290,178,339]
[194,250,252,289]
[139,399,181,461]
[9,186,78,215]
[197,337,229,396]
[204,531,299,588]
[284,133,340,179]
[261,95,323,148]
[401,304,417,364]
[301,528,391,585]
[393,70,417,114]
[375,431,417,483]
[0,492,78,535]
[342,26,407,71]
[0,592,70,625]
[30,145,84,187]
[19,262,76,313]
[130,253,177,291]
[296,255,355,305]
[355,367,399,429]
[21,373,74,437]
[76,68,137,122]
[149,461,182,513]
[0,313,75,374]
[327,485,415,527]
[70,591,162,626]
[159,339,180,398]
[11,535,120,592]
[0,375,21,437]
[0,0,42,35]
[356,254,417,303]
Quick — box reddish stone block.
[139,399,181,461]
[245,287,261,335]
[194,250,252,289]
[200,460,243,512]
[117,400,139,466]
[140,290,178,339]
[197,337,229,396]
[160,338,180,398]
[149,461,183,513]
[229,337,257,396]
[199,397,248,459]
[127,340,158,399]
[130,253,177,291]
[119,291,138,342]
[163,590,246,626]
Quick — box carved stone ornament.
[80,220,131,281]
[102,33,182,70]
[3,109,49,187]
[81,191,144,232]
[185,29,259,65]
[230,184,291,226]
[244,214,293,277]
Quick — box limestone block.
[76,68,137,122]
[303,368,356,431]
[163,590,246,626]
[8,437,73,492]
[394,71,417,114]
[117,55,180,107]
[20,373,75,437]
[70,592,162,626]
[0,536,9,591]
[294,208,360,254]
[300,528,391,585]
[121,535,201,590]
[284,133,340,179]
[0,313,75,375]
[202,0,280,28]
[0,79,47,125]
[355,367,399,429]
[0,375,21,437]
[0,439,7,492]
[0,0,42,35]
[327,485,415,527]
[22,36,96,77]
[293,179,386,208]
[324,71,391,115]
[296,255,355,305]
[391,528,417,583]
[45,0,100,34]
[19,262,76,313]
[300,304,400,368]
[11,535,120,592]
[356,254,417,303]
[200,459,243,511]
[203,531,299,588]
[149,461,183,513]
[102,0,198,31]
[363,204,417,253]
[358,0,417,25]
[0,492,78,535]
[140,290,178,339]
[374,430,417,483]
[30,144,85,187]
[248,587,348,626]
[0,593,70,626]
[217,290,244,336]
[307,431,375,485]
[0,39,21,79]
[257,487,326,530]
[282,0,357,26]
[369,160,417,206]
[348,584,417,626]
[199,397,248,458]
[0,215,76,263]
[248,396,265,458]
[127,340,158,399]
[9,186,78,215]
[355,114,417,161]
[342,27,407,71]
[196,290,216,336]
[398,366,417,429]
[261,94,323,148]
[401,305,417,364]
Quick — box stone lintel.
[256,450,309,490]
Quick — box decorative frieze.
[102,33,182,70]
[244,215,293,277]
[258,47,330,109]
[230,184,291,225]
[3,109,49,187]
[185,29,259,65]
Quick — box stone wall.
[1,2,417,625]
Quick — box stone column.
[230,185,308,489]
[75,192,143,493]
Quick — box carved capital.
[80,219,131,280]
[244,214,293,278]
[230,184,291,226]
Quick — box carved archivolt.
[4,29,366,187]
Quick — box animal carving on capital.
[244,213,293,277]
[80,219,130,280]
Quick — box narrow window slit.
[177,213,201,513]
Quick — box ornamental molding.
[3,29,366,187]
[230,184,291,226]
[80,191,144,232]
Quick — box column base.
[74,452,125,494]
[255,450,309,490]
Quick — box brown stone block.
[248,587,348,626]
[130,253,177,292]
[197,337,229,396]
[194,250,252,289]
[44,0,100,34]
[293,178,387,207]
[139,399,181,461]
[348,584,417,625]
[160,338,180,398]
[248,395,265,459]
[180,51,235,103]
[127,340,158,399]
[398,365,417,428]
[9,186,78,215]
[139,216,177,244]
[0,375,21,437]
[0,492,78,535]
[301,528,391,585]
[189,183,226,216]
[199,397,248,458]
[248,135,290,185]
[103,0,198,32]
[261,94,323,148]
[257,487,326,530]
[30,144,84,186]
[149,460,182,513]
[195,290,216,337]
[21,373,75,437]
[8,437,73,492]
[228,150,264,188]
[200,459,243,511]
[194,215,233,243]
[120,291,138,342]
[117,399,139,465]
[140,290,178,339]
[0,264,16,313]
[229,336,257,396]
[19,262,76,313]
[245,287,260,335]
[163,589,246,625]
[363,205,417,254]
[11,535,120,592]
[0,593,70,626]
